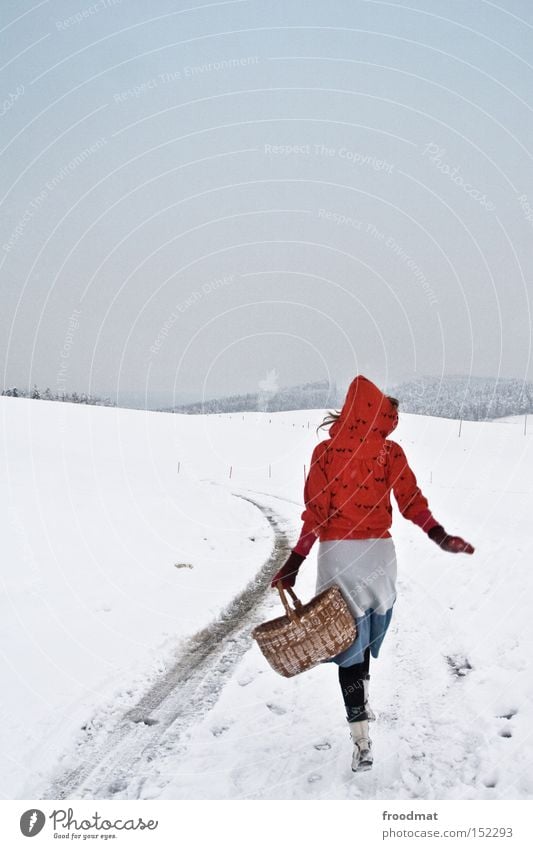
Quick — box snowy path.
[38,489,529,801]
[142,527,529,801]
[39,495,291,800]
[19,481,533,801]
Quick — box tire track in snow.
[42,494,291,800]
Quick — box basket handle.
[276,583,303,622]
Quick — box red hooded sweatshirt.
[295,375,438,551]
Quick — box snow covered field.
[1,396,532,800]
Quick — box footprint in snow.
[266,703,287,715]
[307,773,322,783]
[498,727,512,738]
[482,772,499,789]
[107,778,128,795]
[211,724,231,737]
[497,708,518,719]
[314,741,332,751]
[446,654,473,677]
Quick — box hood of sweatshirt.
[328,375,398,443]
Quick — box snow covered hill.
[1,396,532,799]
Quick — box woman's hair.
[316,395,399,436]
[316,409,341,435]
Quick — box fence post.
[458,419,462,437]
[229,465,233,478]
[524,414,528,436]
[177,461,180,474]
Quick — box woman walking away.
[271,375,475,773]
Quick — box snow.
[1,396,532,799]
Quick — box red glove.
[271,551,305,589]
[428,525,475,554]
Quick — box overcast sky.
[1,0,532,405]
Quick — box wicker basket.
[252,584,357,678]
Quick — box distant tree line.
[388,375,533,421]
[4,375,531,420]
[169,375,533,421]
[1,385,116,406]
